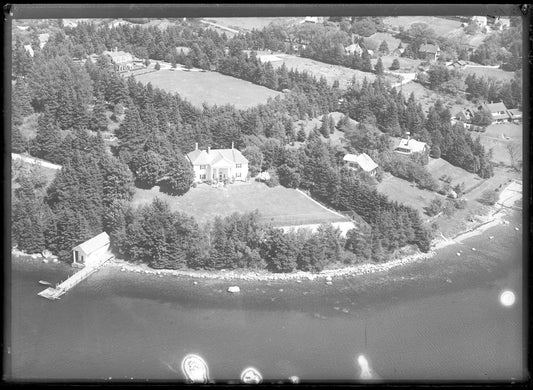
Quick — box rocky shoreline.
[12,182,521,285]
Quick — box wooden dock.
[38,254,114,301]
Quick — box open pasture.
[205,17,304,32]
[383,16,463,37]
[134,68,283,110]
[461,67,516,83]
[251,51,396,88]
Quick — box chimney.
[207,146,210,154]
[114,47,118,52]
[195,142,198,151]
[231,141,234,149]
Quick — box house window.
[236,172,241,178]
[236,164,242,168]
[200,174,206,180]
[200,165,207,170]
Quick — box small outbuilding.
[72,232,111,268]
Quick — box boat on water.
[38,280,52,286]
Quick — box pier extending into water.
[38,254,114,300]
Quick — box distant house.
[495,16,510,30]
[471,16,488,28]
[418,44,440,62]
[23,44,34,57]
[507,108,522,124]
[303,16,325,24]
[447,59,467,70]
[176,46,191,55]
[345,43,363,56]
[72,232,110,268]
[394,138,429,155]
[186,143,249,183]
[480,102,510,124]
[391,46,405,57]
[343,153,379,176]
[103,48,135,72]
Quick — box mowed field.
[131,181,348,227]
[461,67,516,82]
[251,51,395,88]
[477,122,523,166]
[384,16,463,37]
[376,173,438,216]
[133,69,283,109]
[205,17,304,32]
[426,158,480,191]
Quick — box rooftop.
[419,44,439,54]
[343,153,379,172]
[187,147,248,166]
[485,102,508,113]
[73,232,110,255]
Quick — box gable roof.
[73,232,110,255]
[186,148,248,166]
[419,44,439,54]
[485,102,508,113]
[103,50,133,63]
[343,153,378,172]
[396,138,428,153]
[507,109,522,117]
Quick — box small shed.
[72,232,110,268]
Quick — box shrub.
[478,189,498,205]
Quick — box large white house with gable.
[186,143,249,183]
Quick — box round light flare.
[499,290,516,307]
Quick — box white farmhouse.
[394,138,429,155]
[343,153,378,176]
[186,143,249,183]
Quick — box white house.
[186,143,249,183]
[394,138,429,155]
[495,17,510,30]
[23,44,34,57]
[481,101,510,124]
[303,16,325,24]
[345,43,363,56]
[507,108,522,124]
[471,16,488,28]
[103,48,135,71]
[72,232,110,268]
[343,153,378,176]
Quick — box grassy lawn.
[131,181,348,227]
[133,69,283,110]
[371,55,421,72]
[251,51,397,88]
[434,166,519,237]
[376,173,438,216]
[427,158,480,191]
[17,113,39,139]
[206,17,304,32]
[11,158,58,192]
[461,67,515,82]
[478,123,523,167]
[384,16,463,37]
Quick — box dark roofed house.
[419,44,440,62]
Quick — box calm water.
[6,212,525,382]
